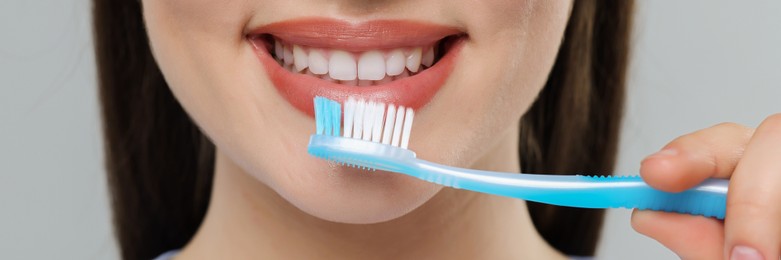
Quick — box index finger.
[640,122,753,193]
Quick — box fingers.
[638,115,781,258]
[640,122,753,192]
[632,209,724,260]
[724,114,781,260]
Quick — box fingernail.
[643,148,678,162]
[731,245,763,260]
[653,148,678,157]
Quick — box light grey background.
[1,1,779,259]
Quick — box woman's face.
[142,0,572,224]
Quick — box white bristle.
[353,99,365,139]
[362,101,375,141]
[391,106,405,147]
[314,97,323,135]
[401,108,414,149]
[336,98,415,149]
[343,97,355,138]
[371,102,385,142]
[381,104,396,144]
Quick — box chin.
[261,158,443,224]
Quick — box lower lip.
[250,38,464,117]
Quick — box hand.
[631,114,781,260]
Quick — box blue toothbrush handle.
[562,175,727,219]
[409,160,729,219]
[305,134,729,219]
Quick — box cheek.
[411,0,571,167]
[473,0,571,117]
[141,0,288,182]
[142,0,257,83]
[141,0,267,137]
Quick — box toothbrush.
[307,96,729,219]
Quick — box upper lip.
[246,18,464,51]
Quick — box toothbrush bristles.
[362,101,375,141]
[343,98,355,138]
[381,104,395,145]
[391,107,405,147]
[314,96,414,149]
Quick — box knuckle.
[711,122,749,133]
[762,113,781,127]
[667,130,708,149]
[727,198,769,218]
[671,122,747,147]
[767,112,781,121]
[706,122,754,143]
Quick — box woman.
[93,0,781,259]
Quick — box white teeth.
[273,39,443,85]
[329,50,357,81]
[283,45,294,66]
[358,51,386,80]
[308,49,329,75]
[422,48,434,67]
[274,41,284,61]
[293,45,308,72]
[406,47,422,73]
[386,49,406,76]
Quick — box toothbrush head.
[309,96,418,172]
[313,96,415,149]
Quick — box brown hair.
[93,1,632,259]
[521,1,633,255]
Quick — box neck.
[180,126,566,260]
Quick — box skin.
[634,117,781,260]
[140,0,781,259]
[143,0,571,259]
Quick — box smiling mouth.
[247,18,467,117]
[253,34,460,86]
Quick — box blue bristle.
[314,97,325,135]
[324,98,333,136]
[331,101,341,136]
[314,96,342,136]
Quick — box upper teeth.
[274,39,437,82]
